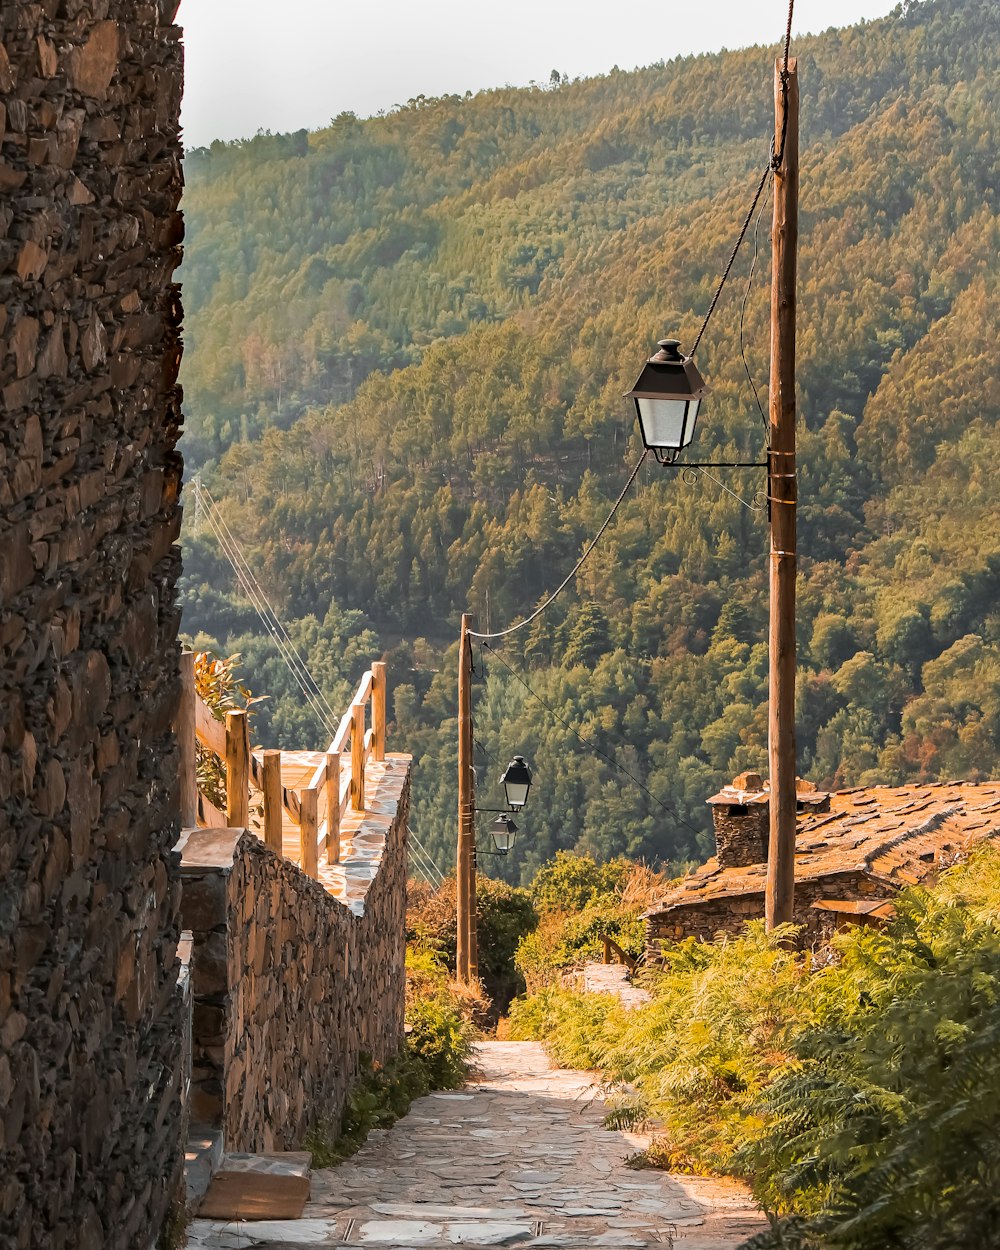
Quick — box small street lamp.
[499,755,532,811]
[487,813,518,856]
[625,338,708,465]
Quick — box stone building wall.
[646,872,900,954]
[0,6,185,1249]
[179,761,410,1152]
[711,803,769,869]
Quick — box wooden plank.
[197,791,227,829]
[178,652,197,828]
[262,750,283,852]
[195,695,226,758]
[372,661,387,761]
[765,57,799,933]
[326,751,341,864]
[225,709,250,829]
[352,669,374,707]
[351,702,365,812]
[307,755,327,793]
[300,786,319,878]
[330,706,353,754]
[339,774,351,819]
[457,614,474,984]
[198,1172,310,1221]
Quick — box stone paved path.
[186,1041,766,1249]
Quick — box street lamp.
[627,57,800,933]
[499,755,532,811]
[625,338,708,464]
[487,814,518,856]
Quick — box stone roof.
[646,781,1000,916]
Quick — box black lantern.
[489,814,518,855]
[625,338,708,464]
[500,755,532,811]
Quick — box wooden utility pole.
[765,57,799,931]
[456,614,475,982]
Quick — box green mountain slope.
[178,0,1000,882]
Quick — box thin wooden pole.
[456,614,474,984]
[765,56,799,932]
[262,749,283,852]
[301,786,319,877]
[178,651,197,828]
[351,702,365,812]
[225,709,250,829]
[326,750,341,863]
[372,661,387,762]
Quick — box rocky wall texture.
[179,761,410,1153]
[646,872,899,954]
[0,5,185,1249]
[712,806,769,869]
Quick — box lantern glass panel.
[504,778,530,810]
[635,397,698,451]
[492,826,516,854]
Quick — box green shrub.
[406,995,474,1089]
[407,873,537,1013]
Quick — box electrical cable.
[197,482,340,726]
[467,451,647,642]
[198,482,341,727]
[194,481,341,736]
[689,0,795,358]
[199,502,337,738]
[482,643,703,838]
[740,172,772,435]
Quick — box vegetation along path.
[186,1041,765,1248]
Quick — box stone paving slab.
[186,1041,765,1249]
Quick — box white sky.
[179,0,900,149]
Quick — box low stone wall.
[179,757,409,1152]
[646,871,899,954]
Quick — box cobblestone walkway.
[186,1041,766,1249]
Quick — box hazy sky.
[179,0,900,149]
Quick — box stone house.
[645,772,1000,954]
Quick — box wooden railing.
[177,653,388,879]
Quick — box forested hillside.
[178,0,1000,882]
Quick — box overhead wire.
[198,480,340,727]
[467,450,647,642]
[193,481,340,737]
[198,501,336,738]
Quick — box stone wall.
[646,872,900,954]
[711,804,769,869]
[0,6,185,1249]
[179,760,410,1152]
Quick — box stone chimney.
[708,772,770,868]
[707,773,832,869]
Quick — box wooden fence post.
[351,702,365,812]
[301,786,319,878]
[225,709,250,828]
[326,750,341,863]
[372,660,387,762]
[178,652,197,828]
[262,749,283,852]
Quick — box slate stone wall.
[646,871,899,954]
[0,6,185,1248]
[179,765,410,1153]
[712,804,769,869]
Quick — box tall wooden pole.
[457,614,475,982]
[765,57,799,931]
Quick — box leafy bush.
[514,853,669,989]
[509,850,1000,1247]
[406,995,474,1090]
[407,873,537,1014]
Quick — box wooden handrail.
[600,933,637,972]
[178,651,388,878]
